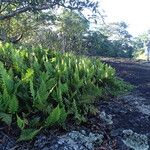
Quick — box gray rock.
[136,104,150,116]
[123,95,150,116]
[34,135,48,149]
[122,129,149,150]
[99,111,113,125]
[122,95,150,116]
[44,130,103,150]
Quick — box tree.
[100,22,134,58]
[133,32,150,60]
[0,0,98,43]
[57,9,89,53]
[0,0,98,20]
[83,31,112,56]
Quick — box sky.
[100,0,150,37]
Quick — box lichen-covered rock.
[122,129,149,150]
[38,130,103,150]
[122,95,150,116]
[99,111,113,125]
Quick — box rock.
[122,95,150,116]
[136,104,150,116]
[38,130,103,150]
[34,135,49,149]
[122,129,149,150]
[0,132,16,150]
[99,111,113,125]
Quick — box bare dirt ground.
[99,58,150,149]
[103,58,150,98]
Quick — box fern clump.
[0,43,131,141]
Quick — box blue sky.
[100,0,150,36]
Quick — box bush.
[0,43,131,141]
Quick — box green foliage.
[45,105,67,126]
[0,113,12,126]
[87,22,134,58]
[17,115,26,130]
[0,1,98,21]
[0,43,130,141]
[18,128,41,142]
[57,10,89,53]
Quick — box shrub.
[0,43,131,141]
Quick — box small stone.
[122,129,149,150]
[99,111,113,125]
[48,130,104,150]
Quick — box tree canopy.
[0,0,98,20]
[0,0,147,59]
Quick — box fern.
[45,105,61,126]
[22,68,34,82]
[8,95,19,114]
[0,113,12,126]
[18,128,41,141]
[0,43,131,140]
[59,106,68,125]
[30,79,35,100]
[0,62,14,94]
[17,115,26,130]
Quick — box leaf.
[46,78,56,91]
[8,95,19,114]
[0,113,12,126]
[0,62,14,93]
[45,105,61,126]
[36,80,49,103]
[29,117,41,128]
[22,68,34,82]
[59,107,67,124]
[17,115,25,130]
[30,79,35,99]
[18,128,41,141]
[60,83,68,94]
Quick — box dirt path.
[99,60,150,149]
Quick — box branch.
[10,33,23,44]
[0,1,99,20]
[0,6,31,20]
[0,4,53,20]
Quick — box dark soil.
[104,59,150,100]
[99,59,150,149]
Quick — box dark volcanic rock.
[100,60,150,149]
[0,132,16,150]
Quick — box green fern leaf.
[37,80,49,103]
[30,79,35,99]
[17,115,25,130]
[8,95,18,114]
[0,112,12,126]
[59,107,67,124]
[0,62,14,94]
[45,105,61,126]
[18,128,41,141]
[22,68,34,82]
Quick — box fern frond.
[18,128,41,141]
[45,105,61,126]
[8,95,19,114]
[0,112,12,126]
[17,115,25,130]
